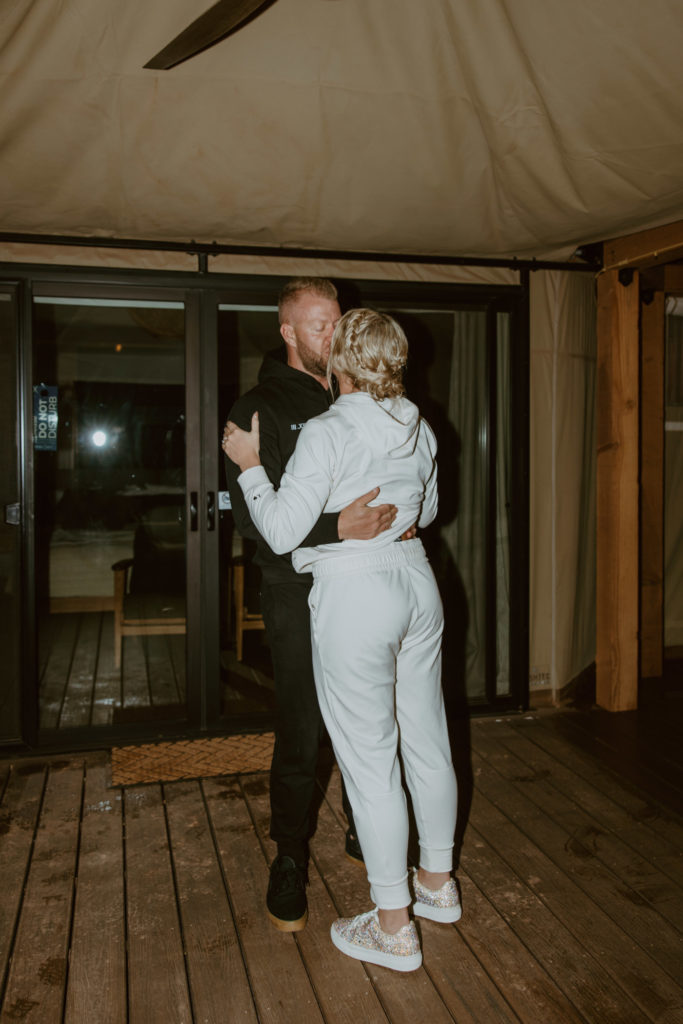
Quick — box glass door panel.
[0,288,22,742]
[216,299,516,718]
[217,305,278,721]
[388,306,513,708]
[32,296,187,732]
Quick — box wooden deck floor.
[1,702,682,1024]
[38,611,274,729]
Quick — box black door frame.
[1,261,529,751]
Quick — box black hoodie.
[224,347,340,583]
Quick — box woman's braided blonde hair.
[328,309,407,400]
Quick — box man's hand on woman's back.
[338,487,397,540]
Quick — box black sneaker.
[345,829,364,867]
[266,855,308,931]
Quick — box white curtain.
[529,272,597,699]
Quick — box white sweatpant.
[308,539,458,910]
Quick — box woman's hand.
[222,412,261,471]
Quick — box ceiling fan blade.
[144,0,276,70]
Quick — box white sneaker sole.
[413,900,462,923]
[330,924,423,972]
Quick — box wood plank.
[37,613,61,682]
[470,742,683,1016]
[124,783,192,1023]
[476,718,683,931]
[120,635,151,711]
[58,612,99,728]
[461,814,650,1024]
[0,764,46,995]
[91,613,120,726]
[456,868,585,1024]
[50,596,115,613]
[571,703,683,796]
[640,291,666,679]
[147,634,182,708]
[241,771,393,1024]
[501,714,683,861]
[549,710,683,822]
[39,613,80,728]
[202,774,326,1024]
[163,779,258,1023]
[596,268,640,710]
[603,219,683,272]
[169,634,186,703]
[1,761,83,1024]
[313,765,522,1024]
[64,758,126,1024]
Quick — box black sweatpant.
[260,576,354,865]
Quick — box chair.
[112,557,186,668]
[230,557,266,661]
[111,504,187,668]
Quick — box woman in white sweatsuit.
[225,309,459,972]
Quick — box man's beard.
[296,337,328,377]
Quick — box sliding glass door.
[385,303,521,710]
[3,268,527,750]
[32,291,191,735]
[214,286,527,717]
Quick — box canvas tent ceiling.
[1,0,683,261]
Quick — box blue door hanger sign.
[33,384,58,451]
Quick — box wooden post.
[640,292,665,679]
[596,268,640,710]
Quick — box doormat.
[110,732,274,786]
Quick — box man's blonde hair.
[328,309,407,400]
[278,277,338,324]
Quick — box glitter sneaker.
[412,868,462,923]
[330,908,422,972]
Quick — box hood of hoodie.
[332,392,421,458]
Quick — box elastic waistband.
[310,538,427,579]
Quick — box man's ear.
[280,322,295,347]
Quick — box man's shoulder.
[229,371,328,431]
[229,379,288,421]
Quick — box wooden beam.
[640,292,665,679]
[664,265,683,294]
[596,268,640,710]
[603,219,683,272]
[638,264,683,296]
[640,264,683,295]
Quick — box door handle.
[4,503,20,526]
[206,491,215,532]
[189,491,198,531]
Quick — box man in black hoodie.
[224,278,396,932]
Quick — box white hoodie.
[237,391,438,573]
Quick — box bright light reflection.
[92,430,107,448]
